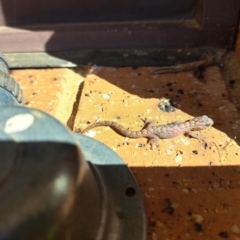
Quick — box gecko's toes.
[140,118,147,123]
[149,143,159,150]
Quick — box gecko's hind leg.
[185,131,208,148]
[147,135,160,149]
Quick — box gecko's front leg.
[140,118,155,130]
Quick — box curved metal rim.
[76,134,146,240]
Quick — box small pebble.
[192,214,204,223]
[230,224,240,234]
[84,130,96,138]
[166,149,172,154]
[172,203,179,209]
[182,188,190,194]
[174,155,182,163]
[145,193,151,198]
[135,143,144,148]
[185,233,191,239]
[102,93,110,99]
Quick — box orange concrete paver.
[10,64,240,240]
[76,66,240,240]
[75,66,240,167]
[11,68,85,124]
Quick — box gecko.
[81,115,214,148]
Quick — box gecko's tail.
[82,121,143,138]
[81,121,113,134]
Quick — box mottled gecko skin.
[81,115,214,147]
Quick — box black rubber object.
[0,53,23,104]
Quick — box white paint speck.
[4,114,34,134]
[146,109,151,113]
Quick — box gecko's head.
[190,115,214,130]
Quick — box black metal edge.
[4,48,226,68]
[76,133,147,240]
